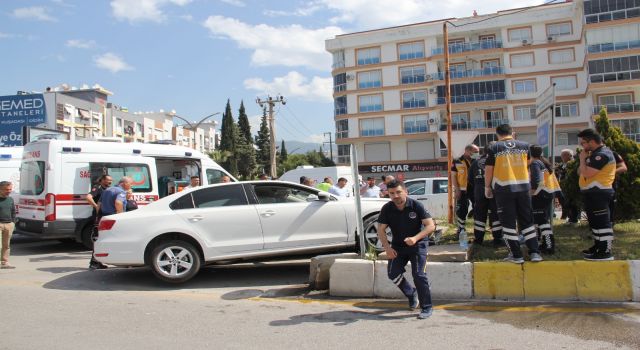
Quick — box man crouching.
[376,180,436,319]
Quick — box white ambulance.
[0,146,22,193]
[16,139,233,247]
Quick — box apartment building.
[326,0,634,179]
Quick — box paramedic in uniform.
[468,142,503,248]
[484,124,542,264]
[86,174,112,270]
[529,145,561,255]
[377,180,436,319]
[451,144,479,241]
[577,128,617,261]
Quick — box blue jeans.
[387,241,432,309]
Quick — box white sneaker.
[530,253,543,262]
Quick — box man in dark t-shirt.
[377,180,436,319]
[86,175,112,270]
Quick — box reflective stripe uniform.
[451,156,472,231]
[486,137,539,258]
[530,159,561,253]
[468,155,503,245]
[580,145,616,253]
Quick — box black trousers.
[532,193,554,250]
[387,241,432,310]
[583,191,614,253]
[455,191,471,231]
[494,191,539,258]
[472,189,503,244]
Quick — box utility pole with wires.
[256,95,286,179]
[443,21,454,225]
[323,132,334,162]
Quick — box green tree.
[255,106,271,175]
[279,139,288,164]
[280,154,308,175]
[208,150,232,164]
[219,99,238,176]
[562,107,640,220]
[236,101,257,179]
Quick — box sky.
[0,0,544,144]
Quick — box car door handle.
[188,215,204,222]
[417,197,429,200]
[260,210,276,217]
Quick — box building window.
[336,119,348,139]
[481,59,500,69]
[408,140,435,160]
[359,94,383,113]
[337,144,351,163]
[557,132,579,146]
[513,79,536,94]
[479,34,496,43]
[508,27,532,42]
[364,142,391,162]
[547,22,572,38]
[552,75,578,90]
[400,65,426,84]
[398,41,425,60]
[555,102,579,117]
[334,73,347,92]
[598,93,632,106]
[584,0,640,24]
[402,91,427,109]
[332,50,345,69]
[116,118,123,131]
[436,80,506,104]
[588,55,640,83]
[514,105,537,121]
[611,118,640,142]
[360,118,385,137]
[510,53,534,68]
[485,109,504,121]
[357,70,382,89]
[403,114,428,134]
[549,48,575,64]
[451,112,470,130]
[356,47,381,66]
[334,96,347,116]
[473,134,498,154]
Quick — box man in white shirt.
[329,177,351,197]
[360,176,381,198]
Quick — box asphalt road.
[1,234,639,350]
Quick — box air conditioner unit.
[428,116,439,125]
[522,39,531,46]
[428,88,437,94]
[547,36,556,42]
[346,74,355,81]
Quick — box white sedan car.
[94,181,388,283]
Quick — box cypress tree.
[236,101,257,179]
[255,106,271,175]
[279,139,288,163]
[219,99,238,176]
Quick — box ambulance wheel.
[149,240,201,284]
[81,224,95,250]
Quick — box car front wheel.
[149,240,201,283]
[362,214,392,252]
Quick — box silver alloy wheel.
[155,246,195,277]
[362,215,392,252]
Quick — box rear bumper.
[93,240,146,266]
[14,218,87,239]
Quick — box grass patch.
[434,218,640,261]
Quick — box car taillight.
[44,193,56,222]
[98,219,116,231]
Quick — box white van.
[16,139,233,247]
[280,166,355,187]
[0,146,22,193]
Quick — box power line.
[283,104,316,135]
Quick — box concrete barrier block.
[523,262,577,301]
[427,244,468,262]
[428,262,473,299]
[329,259,374,297]
[574,261,632,301]
[474,262,524,300]
[630,260,640,302]
[309,253,359,290]
[373,260,409,298]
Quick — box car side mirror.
[317,191,331,201]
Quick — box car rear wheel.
[149,240,201,283]
[362,214,392,252]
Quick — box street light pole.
[172,112,221,150]
[444,21,454,225]
[323,132,334,162]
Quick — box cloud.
[307,134,326,143]
[244,71,332,103]
[203,16,342,71]
[41,54,66,62]
[220,0,246,7]
[12,6,57,22]
[263,2,322,17]
[0,32,15,39]
[317,0,544,28]
[94,52,134,73]
[110,0,192,23]
[66,39,96,49]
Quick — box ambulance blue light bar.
[185,152,192,157]
[0,154,12,159]
[133,149,141,154]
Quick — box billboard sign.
[536,84,555,159]
[0,94,47,146]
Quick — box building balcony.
[439,118,509,131]
[588,40,640,54]
[590,70,640,83]
[432,67,504,80]
[431,40,502,55]
[436,92,506,104]
[585,7,640,24]
[335,107,347,116]
[593,103,640,115]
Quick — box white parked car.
[94,181,388,283]
[403,177,449,219]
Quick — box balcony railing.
[588,40,640,54]
[334,83,346,92]
[585,7,640,24]
[334,107,347,116]
[439,118,509,131]
[432,40,502,55]
[436,92,506,104]
[433,67,504,80]
[590,69,640,84]
[402,100,427,109]
[592,103,640,114]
